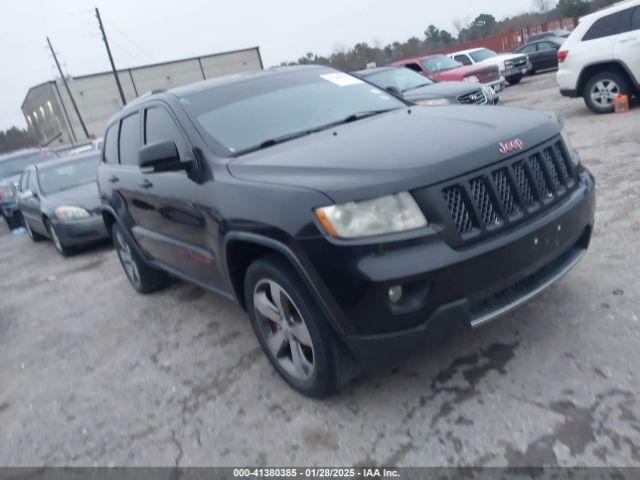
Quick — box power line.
[101,14,156,63]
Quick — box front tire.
[583,70,630,114]
[506,74,523,85]
[244,254,358,397]
[112,223,169,293]
[44,219,71,256]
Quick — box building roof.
[21,46,262,111]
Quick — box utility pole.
[95,7,127,106]
[47,37,90,140]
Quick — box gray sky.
[0,0,534,130]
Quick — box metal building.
[21,46,263,147]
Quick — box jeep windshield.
[180,68,406,156]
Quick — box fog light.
[388,285,403,304]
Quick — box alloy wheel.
[115,230,140,287]
[49,225,63,253]
[590,79,620,108]
[253,279,315,381]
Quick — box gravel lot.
[1,71,639,467]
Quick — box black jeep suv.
[98,65,595,397]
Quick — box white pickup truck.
[448,48,531,85]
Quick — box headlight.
[416,98,452,106]
[463,75,480,83]
[54,206,90,220]
[561,130,580,166]
[315,192,428,239]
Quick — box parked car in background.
[448,47,531,85]
[526,29,571,44]
[352,66,499,105]
[392,55,505,93]
[16,152,108,255]
[557,0,640,113]
[98,65,594,397]
[0,148,58,230]
[514,37,565,74]
[63,137,104,156]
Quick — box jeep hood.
[228,106,562,203]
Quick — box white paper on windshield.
[320,73,364,87]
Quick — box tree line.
[0,127,37,155]
[280,0,619,71]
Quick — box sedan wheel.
[253,279,315,381]
[114,229,141,288]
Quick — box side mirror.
[138,141,186,174]
[385,86,402,96]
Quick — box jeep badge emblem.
[499,139,525,154]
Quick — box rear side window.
[103,124,119,164]
[632,6,640,30]
[454,54,472,66]
[582,8,632,41]
[118,113,140,166]
[538,41,556,51]
[404,63,422,73]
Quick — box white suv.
[448,48,529,85]
[557,0,640,113]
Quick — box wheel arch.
[577,61,637,96]
[223,232,346,337]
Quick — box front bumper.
[504,63,530,78]
[300,172,595,369]
[486,77,506,93]
[52,215,109,247]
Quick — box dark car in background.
[525,29,571,44]
[0,148,58,229]
[16,151,108,255]
[353,66,499,105]
[98,65,595,397]
[514,37,565,74]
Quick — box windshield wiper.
[233,109,398,156]
[402,83,431,92]
[341,109,398,123]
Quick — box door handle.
[620,37,637,43]
[138,178,153,189]
[108,175,119,183]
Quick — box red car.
[392,54,505,93]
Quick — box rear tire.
[506,74,523,85]
[583,70,630,114]
[244,253,358,397]
[112,223,169,293]
[24,217,46,242]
